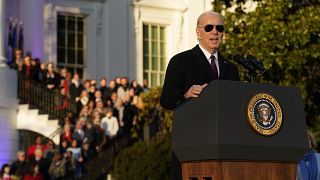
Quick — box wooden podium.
[172,80,308,180]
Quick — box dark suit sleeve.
[160,56,186,110]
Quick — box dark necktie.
[210,55,218,79]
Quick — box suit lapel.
[218,53,230,79]
[192,45,215,79]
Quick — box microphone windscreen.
[246,55,255,61]
[233,54,243,63]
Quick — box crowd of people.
[0,49,149,179]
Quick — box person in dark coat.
[160,11,239,110]
[44,62,60,90]
[69,73,84,102]
[10,151,29,179]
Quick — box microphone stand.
[248,70,257,83]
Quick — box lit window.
[143,24,166,87]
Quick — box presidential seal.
[247,93,283,136]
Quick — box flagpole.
[0,0,8,68]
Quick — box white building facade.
[4,0,212,86]
[0,0,213,165]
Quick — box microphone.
[233,54,266,82]
[233,54,246,67]
[233,54,254,71]
[246,55,265,72]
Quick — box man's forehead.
[198,12,224,26]
[199,14,222,23]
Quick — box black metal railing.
[18,130,46,153]
[43,126,63,145]
[18,74,77,125]
[82,135,133,179]
[18,127,63,153]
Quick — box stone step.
[37,114,49,123]
[18,104,29,111]
[17,103,60,144]
[47,119,59,126]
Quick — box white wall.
[5,0,212,83]
[95,1,108,80]
[184,0,213,50]
[101,0,131,80]
[130,0,188,84]
[19,0,45,58]
[0,0,213,166]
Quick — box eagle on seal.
[257,103,272,126]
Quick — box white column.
[0,0,19,167]
[0,0,7,67]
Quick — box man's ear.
[196,28,201,41]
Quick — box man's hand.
[184,84,208,99]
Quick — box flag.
[7,18,12,47]
[7,18,13,64]
[12,20,17,49]
[18,21,24,52]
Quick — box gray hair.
[197,11,224,27]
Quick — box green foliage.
[137,87,173,136]
[215,0,320,133]
[113,88,173,179]
[113,135,171,180]
[114,89,173,179]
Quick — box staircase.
[17,75,77,145]
[17,104,60,144]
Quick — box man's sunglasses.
[198,24,224,33]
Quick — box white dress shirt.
[101,116,119,137]
[199,44,220,77]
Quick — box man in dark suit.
[160,11,239,110]
[160,11,240,180]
